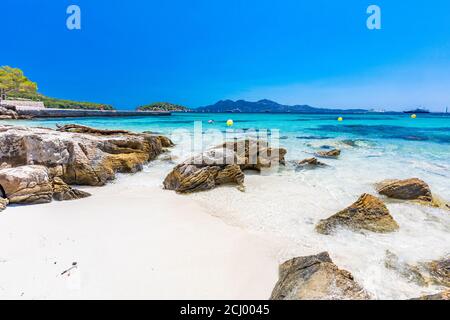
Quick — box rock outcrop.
[315,149,341,159]
[0,125,172,186]
[52,177,91,201]
[56,124,131,135]
[270,252,370,300]
[0,105,19,120]
[164,139,285,193]
[376,178,433,202]
[0,165,53,204]
[0,165,92,207]
[316,194,399,235]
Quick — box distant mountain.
[194,99,367,113]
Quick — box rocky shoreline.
[0,124,173,210]
[1,124,448,300]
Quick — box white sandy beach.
[0,174,280,300]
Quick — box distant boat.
[404,108,430,114]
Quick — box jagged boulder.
[270,252,370,300]
[0,105,19,120]
[376,178,433,202]
[316,194,399,235]
[164,139,285,193]
[218,139,287,171]
[156,135,174,148]
[315,149,341,159]
[0,125,172,186]
[52,177,91,201]
[164,163,244,193]
[0,165,53,204]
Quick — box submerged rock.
[411,290,450,300]
[376,178,433,202]
[56,124,130,135]
[315,148,341,159]
[296,157,327,169]
[0,125,172,186]
[270,252,370,300]
[385,251,449,288]
[384,251,429,286]
[426,257,450,287]
[0,165,53,204]
[52,177,91,201]
[316,194,399,235]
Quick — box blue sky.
[2,0,450,111]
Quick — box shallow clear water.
[2,113,449,299]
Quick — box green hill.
[1,66,113,110]
[137,102,189,112]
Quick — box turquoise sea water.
[2,113,449,299]
[3,112,449,166]
[6,112,450,144]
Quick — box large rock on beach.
[164,163,244,193]
[52,177,91,201]
[316,194,399,235]
[164,139,285,193]
[270,252,370,300]
[376,178,433,202]
[0,124,172,186]
[0,105,19,120]
[0,165,53,204]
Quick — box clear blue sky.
[2,0,450,111]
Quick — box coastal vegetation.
[7,91,113,110]
[137,102,189,112]
[0,66,37,95]
[0,66,113,110]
